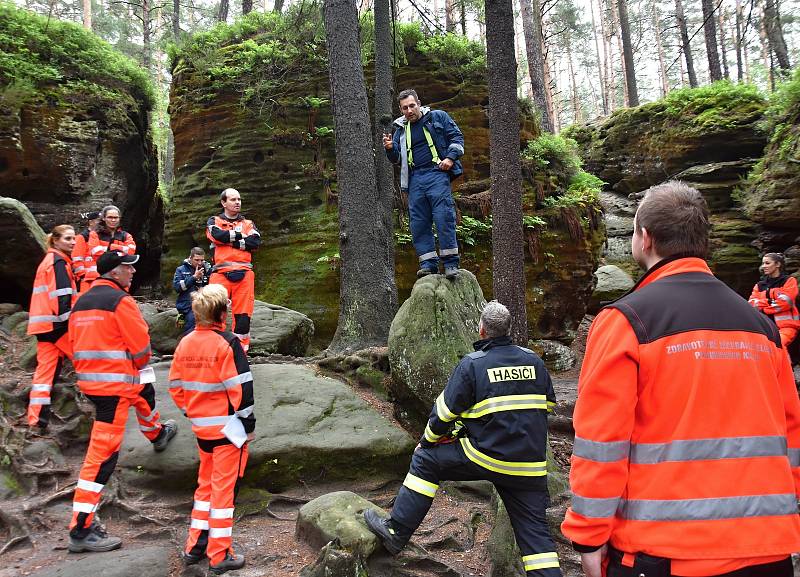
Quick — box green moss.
[0,2,154,110]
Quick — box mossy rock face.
[567,82,767,195]
[166,16,603,347]
[742,70,800,233]
[387,271,484,426]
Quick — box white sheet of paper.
[221,416,247,448]
[139,366,156,384]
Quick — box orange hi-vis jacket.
[28,249,76,335]
[561,258,800,575]
[206,214,261,274]
[83,229,137,285]
[748,275,800,331]
[69,278,152,397]
[71,230,91,284]
[168,322,255,440]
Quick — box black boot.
[363,508,411,555]
[209,550,245,574]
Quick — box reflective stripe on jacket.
[83,229,136,284]
[69,278,151,396]
[168,323,255,440]
[749,275,800,330]
[28,249,76,335]
[561,257,800,568]
[422,335,555,489]
[206,214,261,274]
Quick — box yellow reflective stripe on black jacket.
[460,394,548,419]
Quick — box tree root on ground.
[0,509,31,557]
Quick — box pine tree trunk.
[243,0,252,14]
[218,0,229,21]
[324,0,397,353]
[82,0,91,29]
[617,0,638,106]
[372,0,398,324]
[600,0,615,111]
[172,0,180,37]
[652,0,668,96]
[566,35,582,122]
[519,0,552,131]
[543,44,556,129]
[445,0,456,32]
[142,0,151,69]
[718,9,730,79]
[701,0,722,81]
[273,0,284,12]
[763,0,791,70]
[486,0,528,345]
[735,0,744,81]
[609,0,628,106]
[675,0,698,87]
[460,0,467,34]
[590,0,608,114]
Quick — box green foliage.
[417,32,486,79]
[523,215,546,228]
[659,80,765,133]
[522,133,582,178]
[456,215,492,246]
[0,2,154,110]
[397,22,425,47]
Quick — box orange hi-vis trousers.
[209,270,254,352]
[28,332,72,428]
[184,440,249,565]
[69,384,164,537]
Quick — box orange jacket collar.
[634,256,711,292]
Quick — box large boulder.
[589,265,634,312]
[0,5,162,291]
[0,197,46,304]
[296,491,383,556]
[140,300,314,356]
[118,362,415,490]
[388,271,484,426]
[249,300,314,357]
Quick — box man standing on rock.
[67,251,178,552]
[562,182,800,577]
[365,301,562,576]
[384,89,464,280]
[207,188,261,352]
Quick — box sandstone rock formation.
[118,362,415,490]
[567,82,786,293]
[166,15,604,345]
[589,265,634,312]
[0,6,162,295]
[0,198,46,304]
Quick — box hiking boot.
[417,267,436,278]
[181,550,205,566]
[152,419,178,452]
[363,508,410,555]
[209,551,245,575]
[68,522,122,553]
[444,266,459,280]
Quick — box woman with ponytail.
[748,252,799,349]
[27,225,77,430]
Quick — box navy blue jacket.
[387,107,465,191]
[422,336,556,486]
[173,259,211,314]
